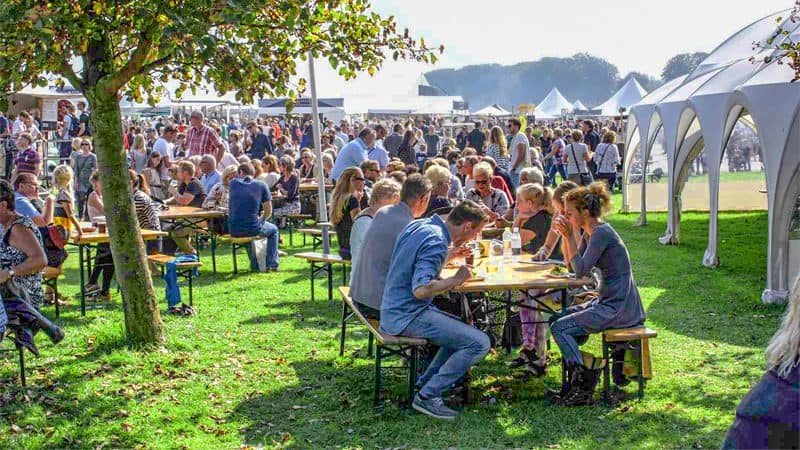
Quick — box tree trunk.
[85,83,165,345]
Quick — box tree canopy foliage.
[660,52,709,82]
[0,0,441,105]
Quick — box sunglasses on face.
[81,143,90,147]
[353,177,365,181]
[475,179,489,185]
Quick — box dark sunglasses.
[352,177,365,181]
[81,143,90,147]
[475,179,489,185]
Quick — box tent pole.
[308,51,330,254]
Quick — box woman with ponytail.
[548,181,646,406]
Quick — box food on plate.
[550,265,568,276]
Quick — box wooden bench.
[339,287,428,410]
[285,214,314,246]
[42,266,62,319]
[218,235,258,274]
[602,327,657,401]
[294,252,351,301]
[148,254,203,306]
[297,228,323,250]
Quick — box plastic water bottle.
[511,227,522,263]
[502,227,512,261]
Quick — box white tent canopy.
[533,88,573,119]
[572,100,589,112]
[472,104,512,117]
[594,77,648,116]
[625,8,800,303]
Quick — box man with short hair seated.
[228,162,279,271]
[380,200,491,420]
[13,173,53,227]
[166,160,207,254]
[349,174,432,319]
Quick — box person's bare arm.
[512,143,525,171]
[261,200,273,221]
[1,226,46,279]
[61,201,83,236]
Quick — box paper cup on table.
[478,240,491,258]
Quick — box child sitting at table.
[509,183,556,376]
[548,182,646,406]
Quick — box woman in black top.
[329,167,368,259]
[396,129,418,167]
[273,155,301,223]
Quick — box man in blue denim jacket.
[380,200,490,420]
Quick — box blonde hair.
[766,278,800,377]
[565,181,612,217]
[369,179,401,205]
[424,164,451,191]
[71,138,83,152]
[602,131,617,144]
[472,162,493,180]
[330,167,363,224]
[571,129,584,142]
[132,134,146,152]
[221,165,238,185]
[386,159,405,172]
[52,165,73,192]
[489,126,508,157]
[517,183,553,214]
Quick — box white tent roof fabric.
[534,88,573,118]
[572,100,589,111]
[473,104,512,116]
[625,8,800,303]
[594,78,648,116]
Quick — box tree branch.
[57,53,84,91]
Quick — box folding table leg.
[339,301,348,356]
[327,263,333,302]
[18,347,26,387]
[602,337,611,404]
[188,270,193,307]
[310,262,316,302]
[408,346,418,407]
[79,244,86,316]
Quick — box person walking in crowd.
[507,118,530,189]
[593,131,621,190]
[52,165,83,240]
[186,111,224,161]
[129,134,148,174]
[467,121,486,154]
[228,162,279,271]
[396,129,419,167]
[564,130,592,186]
[369,124,390,169]
[485,126,510,173]
[71,139,97,220]
[381,200,490,420]
[13,132,41,177]
[549,182,646,406]
[349,174,431,319]
[331,128,375,182]
[545,128,569,187]
[383,124,404,158]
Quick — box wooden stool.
[602,327,657,401]
[148,254,203,306]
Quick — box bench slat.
[147,254,203,268]
[295,252,351,265]
[603,327,658,342]
[338,287,426,346]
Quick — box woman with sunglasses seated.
[465,162,509,221]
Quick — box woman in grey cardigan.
[549,182,646,406]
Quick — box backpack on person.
[68,114,81,137]
[80,112,91,136]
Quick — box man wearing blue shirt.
[13,173,53,227]
[380,200,490,420]
[368,124,390,170]
[199,155,221,194]
[330,128,375,182]
[228,163,279,271]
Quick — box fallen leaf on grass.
[121,423,132,433]
[10,423,22,434]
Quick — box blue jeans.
[548,164,568,187]
[401,306,490,399]
[248,220,279,270]
[550,315,588,366]
[509,171,520,190]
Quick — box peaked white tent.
[572,100,589,112]
[625,9,800,303]
[534,88,573,119]
[595,78,648,116]
[473,104,512,117]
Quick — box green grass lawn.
[0,207,785,449]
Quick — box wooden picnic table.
[299,182,333,193]
[158,206,226,274]
[70,223,167,315]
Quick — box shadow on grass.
[229,357,720,449]
[618,211,785,346]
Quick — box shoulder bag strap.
[569,144,584,174]
[597,143,609,172]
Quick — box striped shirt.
[133,189,161,231]
[486,144,510,172]
[185,124,222,157]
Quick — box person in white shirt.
[152,124,176,180]
[507,117,530,189]
[563,129,592,186]
[593,131,621,190]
